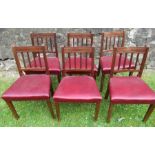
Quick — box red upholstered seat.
[65,57,97,72]
[100,55,134,74]
[53,76,102,102]
[2,75,50,100]
[110,76,155,104]
[29,57,60,74]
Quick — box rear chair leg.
[94,102,100,121]
[47,99,55,119]
[105,83,109,99]
[100,72,105,92]
[143,104,155,122]
[94,72,97,80]
[57,73,61,83]
[55,102,60,122]
[107,103,113,123]
[97,64,101,76]
[5,100,19,120]
[129,72,133,76]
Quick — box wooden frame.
[13,46,49,76]
[62,46,95,77]
[99,31,125,57]
[67,33,93,47]
[30,32,58,57]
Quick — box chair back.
[110,47,149,77]
[67,33,93,47]
[12,46,49,76]
[62,46,94,76]
[30,32,58,57]
[100,31,125,56]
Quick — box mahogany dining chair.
[30,32,61,82]
[53,46,102,121]
[98,31,128,92]
[105,47,155,123]
[1,46,55,119]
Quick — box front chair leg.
[107,103,113,123]
[55,102,60,122]
[5,100,19,120]
[100,72,105,92]
[143,104,155,122]
[94,102,101,121]
[47,99,55,119]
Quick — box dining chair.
[67,33,97,78]
[30,32,61,82]
[1,46,55,119]
[105,47,155,123]
[98,31,128,92]
[53,46,102,121]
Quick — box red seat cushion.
[53,76,102,102]
[65,57,97,72]
[110,76,155,104]
[2,75,50,100]
[29,57,60,74]
[100,56,134,74]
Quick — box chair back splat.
[67,33,93,47]
[62,46,95,77]
[100,31,125,56]
[110,47,149,77]
[30,33,58,57]
[12,46,49,76]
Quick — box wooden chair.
[106,47,155,123]
[1,46,55,119]
[67,33,97,78]
[98,31,127,92]
[53,47,102,121]
[30,32,61,82]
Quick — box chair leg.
[97,64,101,76]
[57,73,61,83]
[46,99,55,119]
[129,72,133,76]
[107,102,113,123]
[51,85,54,96]
[5,100,19,120]
[94,72,97,80]
[143,104,155,122]
[94,102,100,121]
[100,72,105,92]
[105,83,109,99]
[55,102,60,122]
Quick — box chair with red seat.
[1,46,55,119]
[106,47,155,123]
[67,33,97,78]
[98,31,126,92]
[53,46,102,121]
[30,32,61,82]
